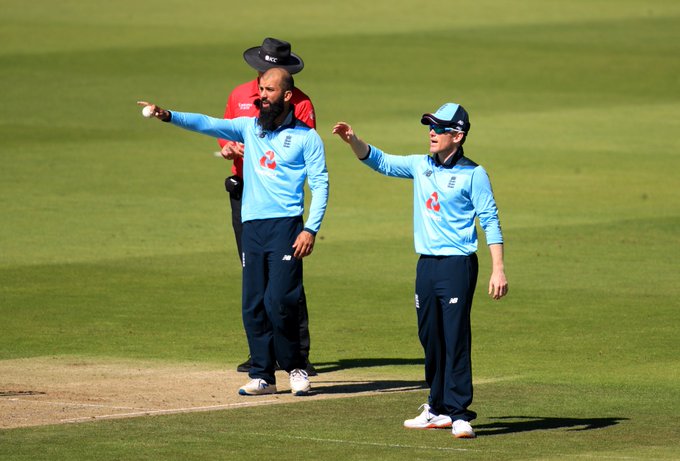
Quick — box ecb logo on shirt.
[425,192,441,212]
[259,150,277,170]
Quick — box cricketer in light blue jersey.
[169,110,328,234]
[333,102,508,438]
[138,68,329,396]
[362,145,502,256]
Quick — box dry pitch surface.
[0,357,426,429]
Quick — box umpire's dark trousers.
[242,217,306,384]
[415,253,479,422]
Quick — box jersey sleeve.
[302,130,329,233]
[170,111,246,144]
[470,167,503,245]
[361,145,416,179]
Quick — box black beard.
[257,97,285,132]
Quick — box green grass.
[1,384,678,461]
[2,0,680,459]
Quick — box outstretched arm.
[332,122,370,160]
[333,121,416,179]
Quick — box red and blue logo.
[426,192,440,212]
[259,150,277,170]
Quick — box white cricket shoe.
[403,404,453,429]
[452,419,476,438]
[289,368,311,396]
[238,378,277,396]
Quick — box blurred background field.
[1,1,679,459]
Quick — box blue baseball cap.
[421,103,470,133]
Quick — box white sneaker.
[452,419,476,438]
[238,378,277,396]
[403,404,453,429]
[289,368,311,396]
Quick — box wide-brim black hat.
[243,37,304,74]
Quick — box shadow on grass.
[314,357,424,373]
[311,379,426,395]
[475,416,628,436]
[307,358,426,395]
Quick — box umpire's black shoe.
[237,357,317,375]
[305,362,318,376]
[236,356,252,373]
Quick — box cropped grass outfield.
[1,0,680,459]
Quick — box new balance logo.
[449,298,459,304]
[282,255,292,261]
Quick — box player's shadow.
[311,379,426,395]
[474,416,628,436]
[309,358,426,395]
[314,358,423,373]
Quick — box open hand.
[332,122,356,144]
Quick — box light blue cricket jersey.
[170,111,329,234]
[363,145,503,256]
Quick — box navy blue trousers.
[228,191,311,360]
[415,254,478,422]
[241,217,306,384]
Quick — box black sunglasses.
[429,124,461,135]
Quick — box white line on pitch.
[251,433,655,459]
[474,375,523,384]
[7,398,140,410]
[560,455,668,461]
[60,400,278,423]
[251,433,480,453]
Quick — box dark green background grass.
[2,0,679,459]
